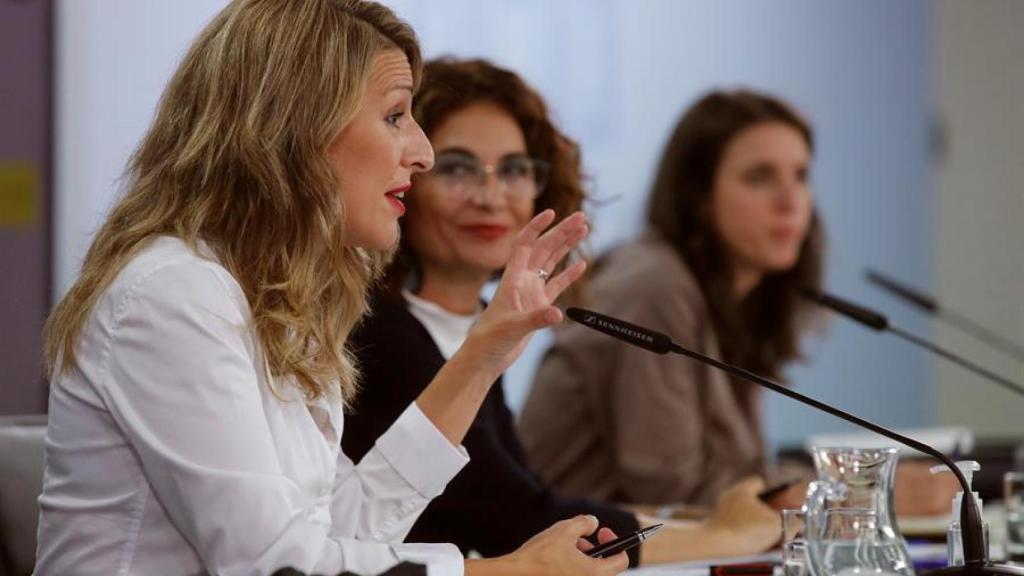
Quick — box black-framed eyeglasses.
[427,150,551,201]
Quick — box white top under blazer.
[35,237,468,576]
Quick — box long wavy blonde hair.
[44,0,422,403]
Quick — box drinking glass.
[1005,472,1024,562]
[783,508,808,576]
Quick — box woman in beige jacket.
[520,89,957,515]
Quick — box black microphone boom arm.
[566,306,1002,574]
[866,269,1024,361]
[803,289,1024,399]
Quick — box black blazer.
[343,294,640,566]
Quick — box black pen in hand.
[758,480,798,503]
[586,523,664,559]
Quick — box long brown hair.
[44,0,421,403]
[381,57,587,295]
[647,89,825,378]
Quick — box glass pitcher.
[803,447,913,576]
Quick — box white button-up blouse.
[35,237,469,576]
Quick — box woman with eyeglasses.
[342,58,782,568]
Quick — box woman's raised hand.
[415,210,587,446]
[464,209,588,374]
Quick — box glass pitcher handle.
[803,479,849,576]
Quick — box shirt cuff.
[374,402,469,498]
[394,542,465,576]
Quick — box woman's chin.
[345,223,400,252]
[764,254,801,273]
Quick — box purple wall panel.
[0,0,52,414]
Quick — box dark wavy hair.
[380,57,587,296]
[646,89,825,378]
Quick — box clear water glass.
[812,508,911,576]
[1006,472,1024,561]
[782,509,807,576]
[804,447,912,576]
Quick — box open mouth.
[386,186,410,215]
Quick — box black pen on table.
[709,562,781,576]
[757,479,798,503]
[586,523,664,559]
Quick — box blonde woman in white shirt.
[36,1,623,575]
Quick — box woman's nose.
[405,121,435,173]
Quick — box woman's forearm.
[465,557,528,576]
[415,337,503,446]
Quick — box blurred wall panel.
[0,0,52,415]
[934,0,1024,436]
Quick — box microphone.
[802,289,1024,399]
[565,306,1021,576]
[567,308,676,354]
[866,269,1024,362]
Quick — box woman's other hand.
[633,479,780,565]
[706,477,782,555]
[467,515,628,576]
[766,480,811,511]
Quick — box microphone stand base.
[923,562,1024,576]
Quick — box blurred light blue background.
[52,1,1020,447]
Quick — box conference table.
[624,506,1011,576]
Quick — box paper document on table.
[622,543,950,576]
[623,552,781,575]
